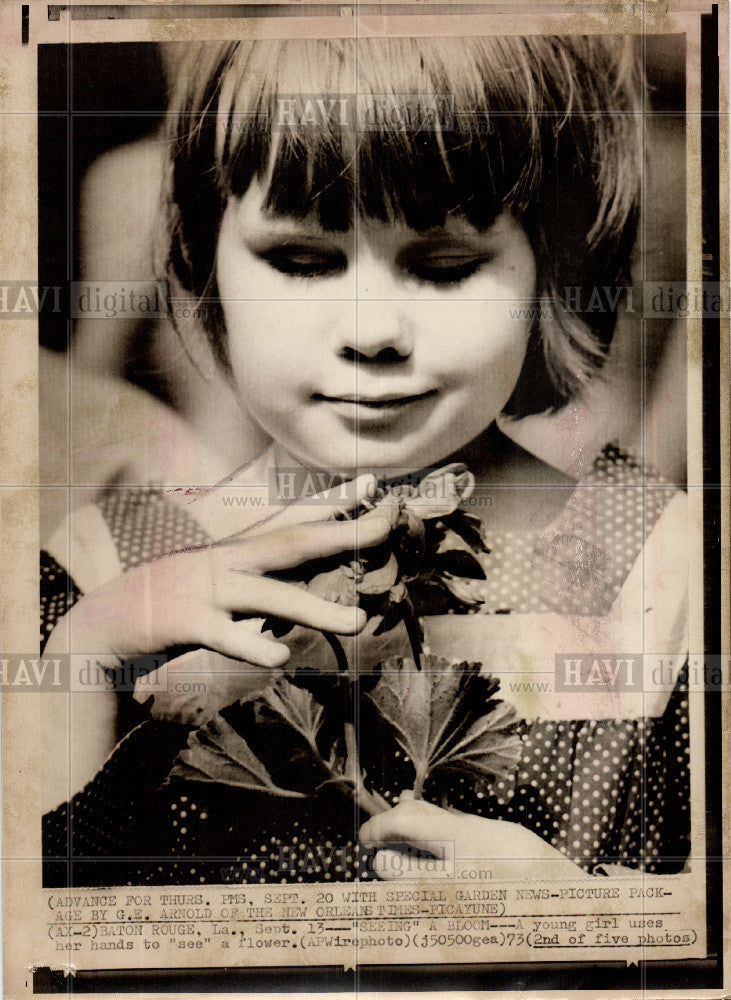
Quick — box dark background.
[38,42,167,351]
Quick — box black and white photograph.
[0,1,727,994]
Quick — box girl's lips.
[314,389,437,409]
[313,390,440,429]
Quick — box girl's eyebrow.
[396,221,506,254]
[243,226,347,249]
[237,205,510,247]
[400,232,493,250]
[241,214,349,244]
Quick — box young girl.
[41,35,689,887]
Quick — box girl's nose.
[336,302,414,363]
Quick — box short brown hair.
[164,35,643,415]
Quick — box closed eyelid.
[394,227,488,262]
[255,246,348,279]
[255,243,345,258]
[238,209,353,250]
[230,197,517,280]
[403,250,491,266]
[395,240,495,281]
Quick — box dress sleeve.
[42,719,190,887]
[40,550,82,653]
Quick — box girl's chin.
[294,444,452,477]
[277,417,476,474]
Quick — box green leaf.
[366,660,431,772]
[370,581,410,636]
[366,656,520,795]
[257,677,324,753]
[167,713,307,798]
[448,509,490,554]
[436,525,487,560]
[431,699,523,779]
[409,578,459,617]
[435,549,486,579]
[440,573,486,606]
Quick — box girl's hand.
[359,794,592,881]
[48,508,391,668]
[40,479,389,812]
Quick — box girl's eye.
[406,256,488,286]
[260,247,347,279]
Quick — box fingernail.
[267,646,291,668]
[339,606,367,631]
[354,473,377,498]
[359,514,392,538]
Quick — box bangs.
[212,37,558,232]
[167,34,642,411]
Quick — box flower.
[355,463,489,626]
[264,463,490,647]
[169,463,521,818]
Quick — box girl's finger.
[194,611,292,668]
[359,801,452,858]
[226,513,392,574]
[370,848,449,881]
[226,473,378,541]
[216,573,368,634]
[270,472,379,526]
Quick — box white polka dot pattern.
[97,486,210,570]
[41,551,81,647]
[41,446,690,885]
[476,445,677,615]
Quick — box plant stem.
[343,719,388,815]
[344,719,359,772]
[323,632,355,754]
[401,594,423,665]
[322,632,389,816]
[412,770,426,800]
[342,779,386,817]
[323,631,350,673]
[322,631,376,813]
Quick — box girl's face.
[217,181,536,473]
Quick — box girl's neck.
[450,421,573,483]
[444,422,577,533]
[273,423,576,533]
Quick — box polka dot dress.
[97,485,210,570]
[474,445,678,615]
[40,551,80,648]
[41,446,690,885]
